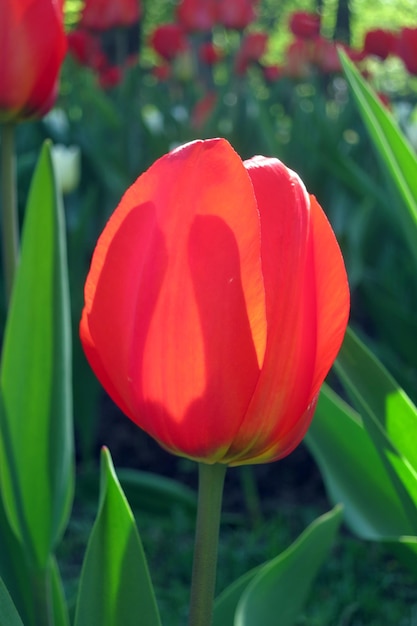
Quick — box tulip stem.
[31,565,54,626]
[0,122,19,304]
[188,462,226,626]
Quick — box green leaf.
[213,565,263,626]
[306,384,415,539]
[0,578,24,626]
[50,558,70,626]
[74,447,162,626]
[334,327,417,530]
[0,141,74,568]
[0,493,33,624]
[340,51,417,267]
[234,506,343,626]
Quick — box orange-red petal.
[81,139,268,460]
[223,158,349,465]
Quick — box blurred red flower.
[67,30,107,70]
[284,38,313,78]
[0,0,67,122]
[363,28,397,60]
[262,64,283,82]
[289,11,321,40]
[80,138,349,466]
[216,0,259,30]
[177,0,217,32]
[80,0,141,30]
[199,42,223,65]
[312,37,341,73]
[98,65,123,89]
[396,27,417,75]
[191,92,217,128]
[150,24,189,61]
[235,31,268,74]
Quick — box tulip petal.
[309,195,350,396]
[226,161,349,464]
[220,156,316,463]
[81,139,267,459]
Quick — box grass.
[58,451,417,626]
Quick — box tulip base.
[188,462,226,626]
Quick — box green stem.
[31,565,54,626]
[1,122,19,304]
[188,463,227,626]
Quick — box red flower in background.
[150,24,189,61]
[235,31,268,74]
[284,38,313,78]
[289,11,321,40]
[284,37,364,77]
[216,0,259,30]
[199,42,223,65]
[98,65,123,89]
[191,92,218,128]
[396,27,417,75]
[80,0,141,30]
[80,138,349,466]
[262,64,283,82]
[312,37,341,73]
[67,30,107,70]
[177,0,217,32]
[0,0,67,122]
[363,28,396,60]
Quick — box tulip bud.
[51,144,81,195]
[0,0,67,122]
[80,138,349,466]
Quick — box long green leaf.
[340,51,417,266]
[306,384,415,539]
[234,506,342,626]
[0,578,24,626]
[0,141,74,568]
[74,447,162,626]
[334,327,417,529]
[0,493,33,625]
[0,487,69,626]
[213,565,263,626]
[213,506,342,626]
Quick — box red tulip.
[191,92,218,129]
[234,32,268,74]
[262,64,283,82]
[396,27,417,75]
[199,42,223,65]
[80,0,141,30]
[363,28,396,60]
[216,0,259,30]
[0,0,67,122]
[284,38,313,78]
[67,30,107,71]
[289,11,321,40]
[312,37,341,74]
[150,24,189,62]
[80,138,349,466]
[98,65,123,89]
[176,0,217,32]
